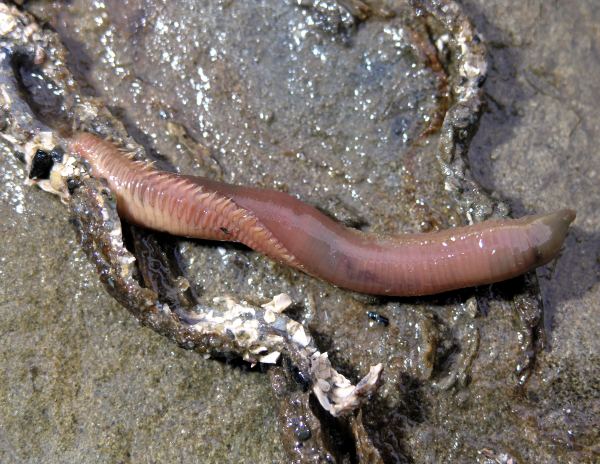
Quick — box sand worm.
[69,133,575,296]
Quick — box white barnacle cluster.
[6,131,82,202]
[0,3,39,43]
[261,292,292,323]
[310,352,382,417]
[286,311,382,416]
[188,292,382,416]
[191,295,288,365]
[454,14,487,103]
[456,28,486,102]
[0,7,18,36]
[286,318,311,348]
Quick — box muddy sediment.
[0,1,597,463]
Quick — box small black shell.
[366,310,389,326]
[29,149,53,179]
[50,146,64,163]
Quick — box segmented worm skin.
[69,133,575,296]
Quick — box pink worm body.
[69,133,575,296]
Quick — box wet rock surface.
[0,1,597,463]
[464,1,600,460]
